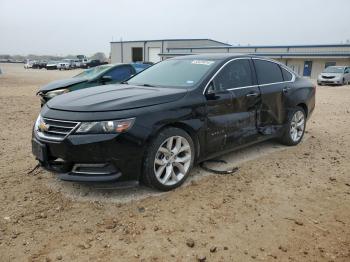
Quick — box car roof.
[171,53,255,61]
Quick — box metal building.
[161,44,350,79]
[110,38,230,64]
[110,39,350,79]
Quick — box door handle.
[246,92,259,97]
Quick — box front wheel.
[143,127,195,191]
[279,107,306,146]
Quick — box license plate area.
[32,139,47,162]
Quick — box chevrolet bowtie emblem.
[38,122,49,132]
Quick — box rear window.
[254,60,283,85]
[281,67,293,81]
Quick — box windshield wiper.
[140,84,155,87]
[120,80,128,84]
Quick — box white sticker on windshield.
[191,60,215,66]
[186,80,194,84]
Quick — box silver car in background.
[317,66,350,85]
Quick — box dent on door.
[224,87,261,146]
[205,89,233,154]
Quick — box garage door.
[148,47,161,63]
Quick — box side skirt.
[196,132,279,164]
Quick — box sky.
[0,0,349,56]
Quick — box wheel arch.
[160,122,201,160]
[296,102,308,118]
[145,122,201,162]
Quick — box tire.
[279,107,306,146]
[143,127,195,191]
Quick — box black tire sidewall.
[143,127,195,191]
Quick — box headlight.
[34,115,43,131]
[45,88,69,98]
[75,118,135,134]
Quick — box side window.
[254,60,283,85]
[213,59,253,91]
[345,67,350,73]
[104,66,133,81]
[281,67,293,81]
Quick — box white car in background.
[57,59,74,70]
[72,59,81,68]
[317,66,350,85]
[24,60,34,69]
[46,61,59,70]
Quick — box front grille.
[322,75,335,79]
[37,118,80,141]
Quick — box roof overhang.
[159,52,350,59]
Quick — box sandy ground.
[0,63,349,262]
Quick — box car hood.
[47,84,188,112]
[39,77,87,93]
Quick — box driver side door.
[204,58,259,154]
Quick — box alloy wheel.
[154,136,192,186]
[290,110,305,142]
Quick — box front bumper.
[32,131,145,183]
[317,78,342,85]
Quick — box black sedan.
[32,54,315,191]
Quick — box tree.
[90,52,107,62]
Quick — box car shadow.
[45,138,301,204]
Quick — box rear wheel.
[279,107,306,146]
[143,127,195,191]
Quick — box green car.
[37,63,152,105]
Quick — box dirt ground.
[0,63,349,262]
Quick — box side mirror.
[205,82,217,100]
[101,76,112,82]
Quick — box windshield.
[127,59,219,88]
[323,66,345,73]
[74,65,112,79]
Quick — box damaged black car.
[32,54,315,191]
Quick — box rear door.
[253,58,289,134]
